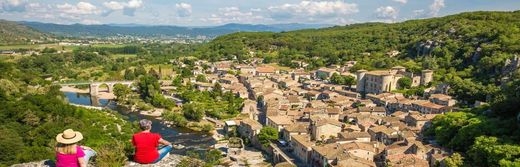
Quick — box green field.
[0,44,77,51]
[0,44,38,50]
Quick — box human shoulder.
[76,145,85,157]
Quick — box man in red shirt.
[132,119,173,164]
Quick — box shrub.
[95,141,128,167]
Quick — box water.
[62,91,216,154]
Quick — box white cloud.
[175,3,192,17]
[267,1,358,21]
[375,6,398,20]
[1,0,28,12]
[429,0,445,16]
[392,0,407,4]
[102,0,143,16]
[127,0,142,8]
[203,7,266,24]
[103,1,125,10]
[57,2,99,15]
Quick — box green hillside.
[195,11,520,166]
[0,20,48,45]
[197,10,520,103]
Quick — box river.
[62,92,216,155]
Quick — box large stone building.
[356,67,433,94]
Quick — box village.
[170,58,462,167]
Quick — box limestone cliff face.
[10,154,185,167]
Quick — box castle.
[356,66,433,94]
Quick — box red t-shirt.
[132,132,161,164]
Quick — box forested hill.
[198,10,520,104]
[20,22,330,38]
[0,20,49,45]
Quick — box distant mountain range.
[0,20,49,44]
[20,21,332,38]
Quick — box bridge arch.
[86,81,134,96]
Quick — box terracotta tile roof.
[314,118,343,127]
[240,118,263,130]
[338,132,371,140]
[287,95,301,103]
[336,155,376,167]
[386,154,429,167]
[268,116,294,125]
[326,107,341,114]
[369,125,397,136]
[291,134,314,148]
[256,66,276,73]
[285,123,309,133]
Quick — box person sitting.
[132,119,173,164]
[55,129,97,167]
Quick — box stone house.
[358,107,387,117]
[429,94,457,107]
[367,125,399,145]
[310,118,343,141]
[412,100,450,114]
[256,66,277,77]
[238,118,263,145]
[267,115,294,132]
[290,134,315,165]
[337,132,371,143]
[282,122,309,142]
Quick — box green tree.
[124,69,135,80]
[344,75,356,88]
[183,103,204,121]
[0,128,24,165]
[137,75,160,101]
[149,68,160,79]
[397,77,412,89]
[330,73,345,85]
[134,66,147,77]
[204,149,222,166]
[258,127,278,147]
[163,112,188,127]
[196,74,207,82]
[113,83,131,101]
[444,153,464,167]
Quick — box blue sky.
[1,0,519,26]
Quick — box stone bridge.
[60,81,134,96]
[270,143,296,166]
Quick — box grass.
[0,44,38,50]
[145,64,175,79]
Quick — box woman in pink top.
[55,129,97,167]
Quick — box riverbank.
[60,86,116,99]
[60,85,89,93]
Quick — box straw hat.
[56,129,83,144]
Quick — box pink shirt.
[56,146,85,167]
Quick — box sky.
[0,0,519,26]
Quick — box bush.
[201,124,214,132]
[95,141,128,167]
[258,127,278,147]
[163,112,188,127]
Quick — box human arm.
[158,138,172,146]
[80,146,92,150]
[78,157,87,167]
